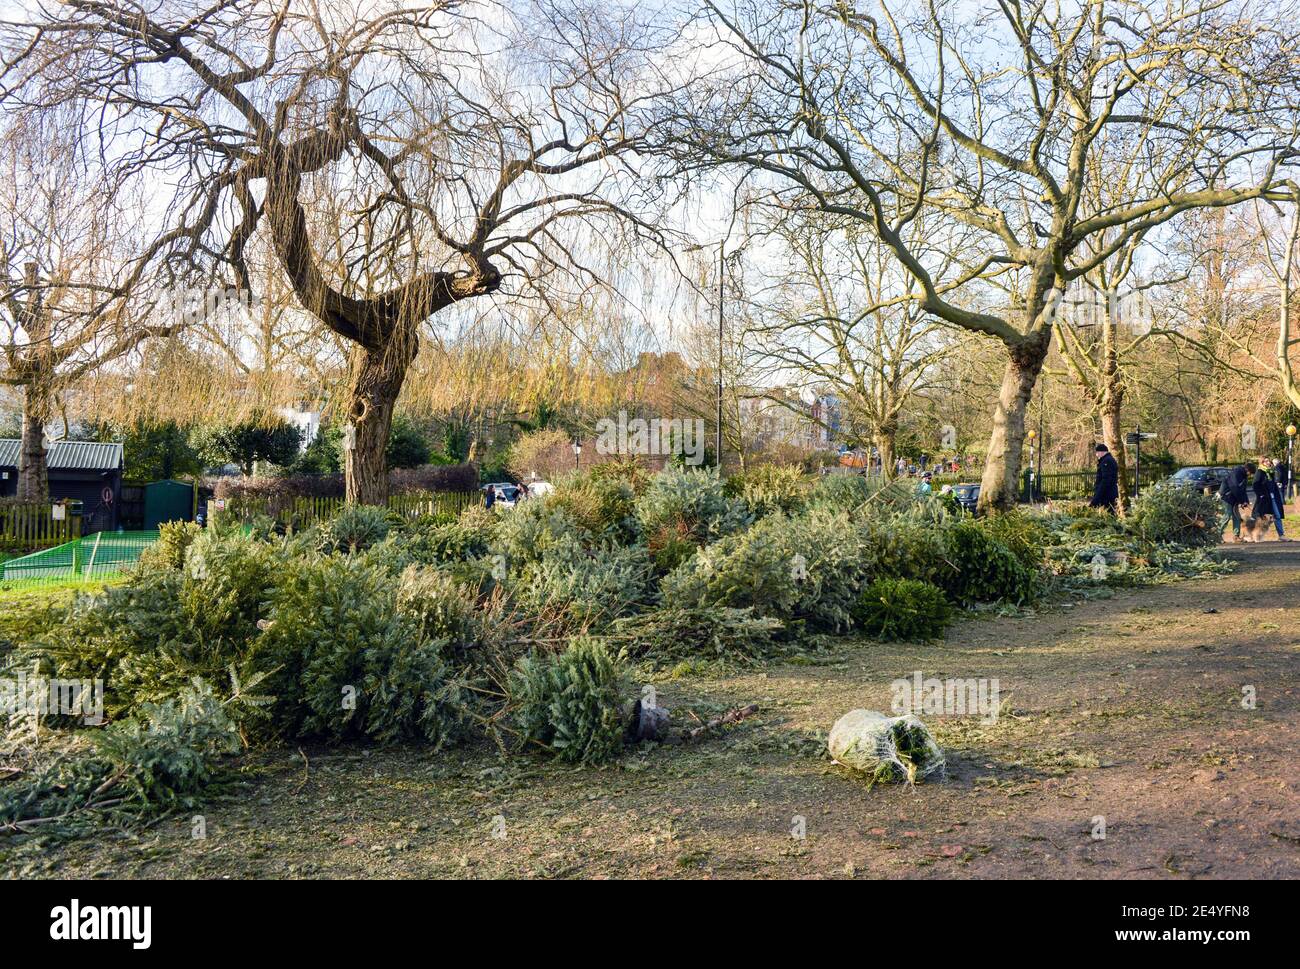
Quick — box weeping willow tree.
[1,0,672,503]
[71,237,346,434]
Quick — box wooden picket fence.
[218,490,478,529]
[388,490,478,519]
[0,501,83,553]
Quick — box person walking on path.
[1266,460,1288,539]
[1254,460,1288,540]
[1089,444,1120,512]
[1275,455,1292,503]
[1219,460,1254,541]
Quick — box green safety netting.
[0,530,160,585]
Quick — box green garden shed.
[143,479,195,530]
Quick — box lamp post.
[686,236,745,471]
[1287,424,1297,501]
[571,440,582,470]
[1026,428,1037,503]
[1036,374,1045,494]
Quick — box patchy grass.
[1,573,121,599]
[0,583,97,654]
[0,575,122,599]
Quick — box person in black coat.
[1089,443,1120,512]
[1275,457,1291,501]
[1251,466,1272,519]
[1218,461,1254,540]
[1253,461,1288,539]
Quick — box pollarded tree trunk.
[978,335,1051,512]
[344,337,418,506]
[17,384,51,502]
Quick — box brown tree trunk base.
[877,433,895,480]
[17,392,50,503]
[344,339,416,506]
[1100,402,1130,514]
[978,340,1049,513]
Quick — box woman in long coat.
[1252,463,1287,539]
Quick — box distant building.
[0,439,125,532]
[808,393,841,447]
[738,388,841,453]
[277,406,321,448]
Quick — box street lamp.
[685,235,745,471]
[1287,424,1297,500]
[1036,373,1045,493]
[1026,428,1037,502]
[571,440,582,470]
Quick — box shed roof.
[0,439,124,472]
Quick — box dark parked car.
[1169,466,1228,491]
[1167,466,1253,504]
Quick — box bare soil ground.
[9,542,1300,880]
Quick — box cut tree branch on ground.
[680,704,760,744]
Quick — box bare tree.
[660,0,1300,509]
[1250,186,1300,410]
[1150,194,1300,459]
[2,0,675,503]
[1052,244,1166,505]
[1140,206,1254,459]
[748,210,957,473]
[1047,124,1199,506]
[0,114,168,500]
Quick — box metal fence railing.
[1033,470,1096,500]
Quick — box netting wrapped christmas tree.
[828,709,945,786]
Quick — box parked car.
[1168,466,1230,492]
[952,482,980,512]
[1166,465,1259,506]
[483,482,522,508]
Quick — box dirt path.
[13,543,1300,880]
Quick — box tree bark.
[1099,309,1131,512]
[876,427,896,479]
[1100,393,1130,513]
[978,336,1050,512]
[344,337,418,506]
[16,385,50,502]
[1275,196,1300,410]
